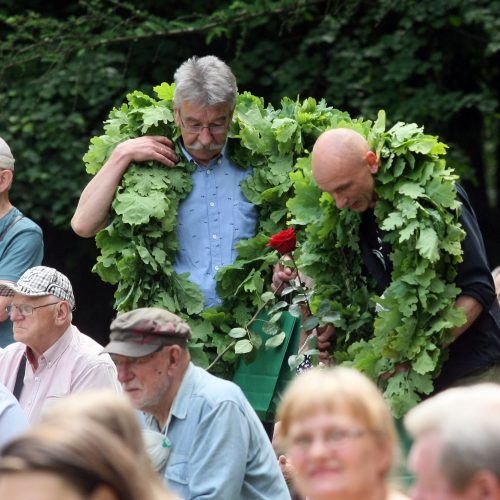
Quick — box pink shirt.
[0,325,121,423]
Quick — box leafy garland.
[84,85,465,415]
[288,112,466,416]
[83,83,353,376]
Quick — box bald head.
[311,128,378,212]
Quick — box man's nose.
[334,195,347,210]
[197,127,213,146]
[117,364,133,383]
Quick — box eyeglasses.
[5,302,60,316]
[290,428,370,451]
[177,112,229,135]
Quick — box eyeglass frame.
[288,427,372,452]
[5,301,61,317]
[176,111,230,135]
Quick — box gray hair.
[405,383,500,490]
[173,55,237,109]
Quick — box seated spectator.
[0,266,120,423]
[0,382,29,448]
[102,307,291,500]
[0,419,176,500]
[405,383,500,499]
[276,367,409,500]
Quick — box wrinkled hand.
[271,256,297,294]
[277,455,295,485]
[113,136,179,168]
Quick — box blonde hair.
[0,421,160,500]
[40,390,176,499]
[405,383,500,489]
[277,367,398,470]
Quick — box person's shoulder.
[191,365,247,405]
[14,215,43,235]
[67,327,112,364]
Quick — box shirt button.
[34,376,39,381]
[215,265,220,271]
[217,159,222,165]
[209,202,215,207]
[206,169,211,175]
[212,234,217,240]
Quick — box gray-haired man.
[104,307,291,500]
[0,137,43,347]
[71,55,257,308]
[405,383,500,499]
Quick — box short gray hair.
[173,55,237,109]
[405,384,500,490]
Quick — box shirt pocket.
[166,452,189,488]
[232,199,258,242]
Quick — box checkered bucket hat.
[0,266,75,310]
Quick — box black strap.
[13,356,27,401]
[0,214,24,242]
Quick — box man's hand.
[316,324,335,362]
[271,256,297,294]
[112,136,179,168]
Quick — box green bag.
[233,310,300,422]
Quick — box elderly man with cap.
[104,307,291,500]
[0,137,43,348]
[0,266,121,423]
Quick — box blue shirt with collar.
[174,144,258,308]
[144,363,291,500]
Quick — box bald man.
[277,128,500,391]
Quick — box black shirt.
[359,184,500,391]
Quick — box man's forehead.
[179,100,232,119]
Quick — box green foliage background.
[1,0,499,345]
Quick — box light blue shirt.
[0,382,29,447]
[144,363,291,500]
[174,145,257,307]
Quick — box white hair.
[405,383,500,489]
[173,55,237,108]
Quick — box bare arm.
[450,294,483,341]
[71,136,178,237]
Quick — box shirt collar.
[143,362,196,433]
[169,362,195,421]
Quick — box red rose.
[267,228,297,255]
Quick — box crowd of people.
[1,54,500,499]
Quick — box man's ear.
[54,301,70,324]
[0,169,13,191]
[164,345,184,374]
[365,151,379,174]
